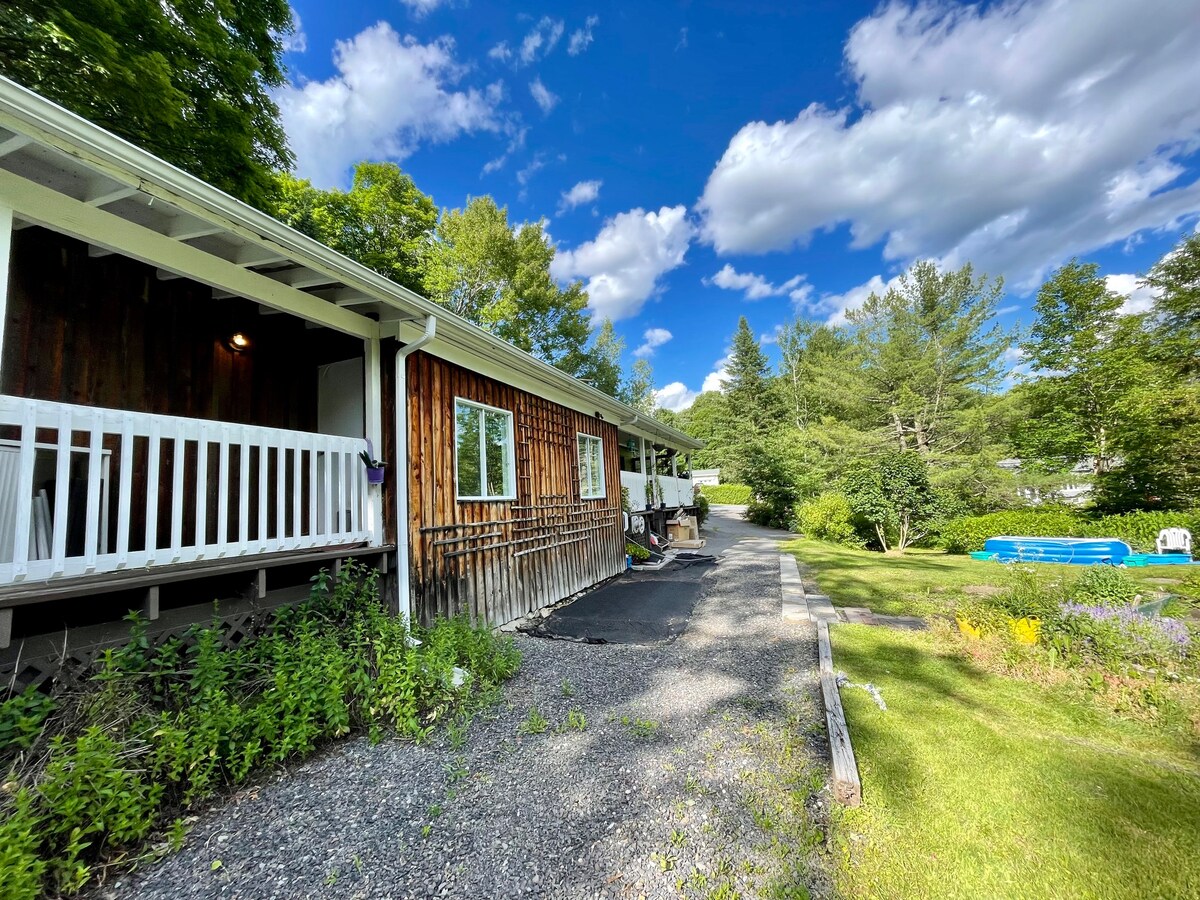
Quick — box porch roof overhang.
[0,77,702,455]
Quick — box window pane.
[483,409,513,497]
[578,436,589,495]
[456,403,482,497]
[589,438,604,496]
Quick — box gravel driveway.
[105,508,828,900]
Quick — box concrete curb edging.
[778,553,837,623]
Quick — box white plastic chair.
[1155,527,1192,555]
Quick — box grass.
[830,625,1200,900]
[783,538,1186,618]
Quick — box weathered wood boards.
[406,351,624,628]
[817,618,863,806]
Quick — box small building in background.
[691,468,721,487]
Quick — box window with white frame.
[455,398,516,500]
[577,433,605,499]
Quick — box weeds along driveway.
[106,510,827,900]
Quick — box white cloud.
[568,15,599,55]
[519,17,565,66]
[551,206,695,321]
[488,41,512,62]
[480,125,528,177]
[529,77,559,115]
[702,352,733,393]
[277,24,501,187]
[657,351,731,411]
[280,9,306,53]
[399,0,446,18]
[558,179,602,214]
[698,0,1200,289]
[634,327,673,358]
[654,382,697,412]
[676,27,688,51]
[1105,273,1160,315]
[802,274,893,325]
[705,264,809,301]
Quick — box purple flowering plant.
[1054,601,1191,665]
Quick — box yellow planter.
[1008,617,1041,645]
[957,617,983,640]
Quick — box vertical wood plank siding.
[407,352,623,627]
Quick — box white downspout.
[394,316,437,621]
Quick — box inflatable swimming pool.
[981,536,1133,565]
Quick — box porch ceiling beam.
[263,266,341,289]
[165,220,224,241]
[84,183,139,207]
[0,169,378,339]
[0,134,30,157]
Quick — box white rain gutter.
[394,315,437,621]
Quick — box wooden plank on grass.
[818,618,862,806]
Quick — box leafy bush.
[1048,604,1191,667]
[692,493,710,527]
[940,509,1087,553]
[1072,566,1141,607]
[940,508,1200,553]
[842,452,958,551]
[1083,510,1200,553]
[743,444,804,530]
[696,483,752,505]
[626,541,650,561]
[0,561,521,898]
[794,492,861,547]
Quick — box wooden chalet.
[0,77,701,687]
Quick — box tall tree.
[848,261,1009,454]
[0,0,294,209]
[620,359,657,414]
[1017,260,1157,478]
[424,197,594,373]
[776,320,864,429]
[725,316,782,435]
[1143,232,1200,376]
[570,318,623,398]
[273,163,438,294]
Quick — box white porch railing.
[619,471,694,510]
[0,395,375,585]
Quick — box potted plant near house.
[359,450,387,485]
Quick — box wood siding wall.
[406,352,624,627]
[3,227,362,427]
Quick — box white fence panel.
[0,395,375,585]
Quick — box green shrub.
[626,541,650,561]
[0,561,520,897]
[1081,510,1200,553]
[692,493,710,527]
[940,508,1200,554]
[696,483,752,505]
[794,492,861,547]
[1071,566,1141,606]
[939,509,1087,553]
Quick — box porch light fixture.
[226,331,251,352]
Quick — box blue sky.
[278,0,1200,409]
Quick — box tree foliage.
[273,163,438,294]
[0,0,295,209]
[842,452,952,552]
[424,197,595,378]
[847,261,1009,454]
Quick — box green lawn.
[831,625,1200,900]
[783,538,1186,618]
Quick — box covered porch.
[0,84,403,672]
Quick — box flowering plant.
[1053,602,1190,665]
